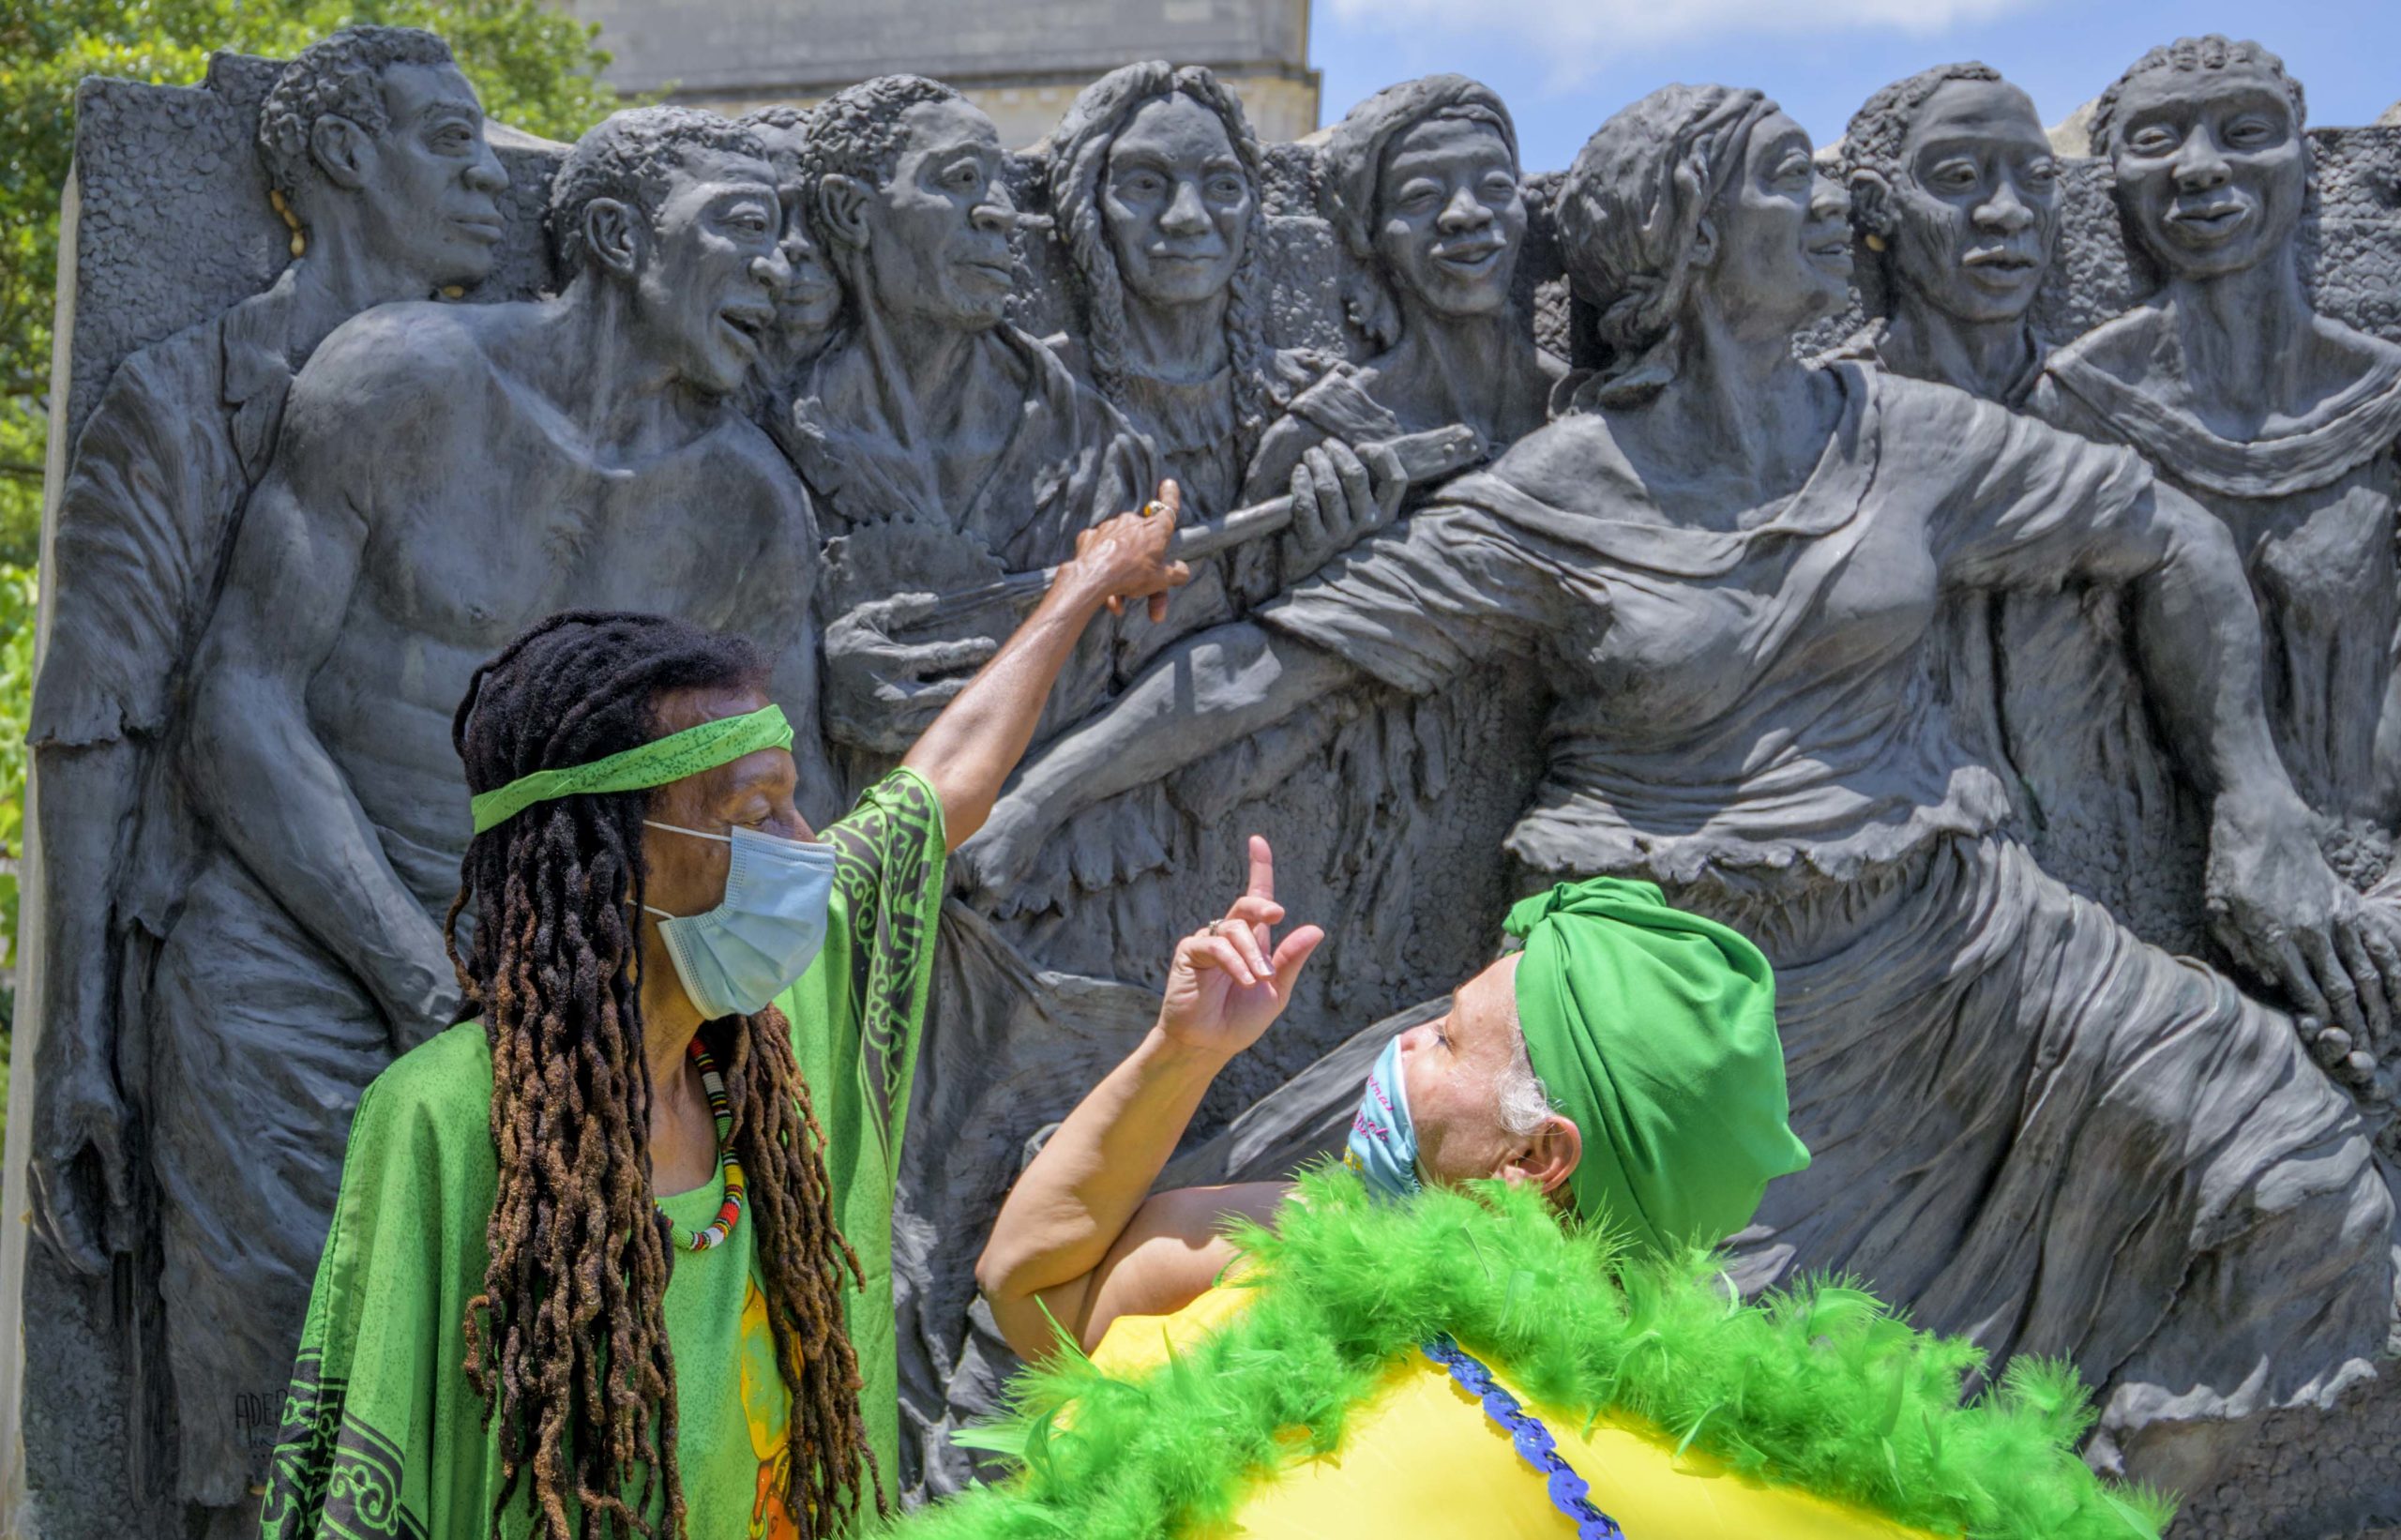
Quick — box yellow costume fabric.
[1092,1287,1935,1540]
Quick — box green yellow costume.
[260,768,944,1540]
[898,879,2167,1540]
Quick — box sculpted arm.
[955,619,1359,889]
[899,489,1192,849]
[184,405,455,1043]
[2118,482,2401,1039]
[1936,404,2401,1039]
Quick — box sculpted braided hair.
[1048,62,1276,455]
[1556,84,1777,409]
[446,610,880,1539]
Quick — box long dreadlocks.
[446,610,881,1539]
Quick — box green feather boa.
[891,1170,2173,1540]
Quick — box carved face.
[1101,93,1251,307]
[350,62,509,289]
[747,121,845,348]
[1707,111,1851,337]
[1885,79,2059,325]
[2108,62,2306,280]
[633,146,788,397]
[1370,115,1526,320]
[859,97,1019,331]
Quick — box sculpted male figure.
[162,106,818,1517]
[780,74,1157,765]
[1833,63,2060,405]
[23,24,508,1513]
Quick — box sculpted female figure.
[2034,38,2401,915]
[963,84,2399,1489]
[1240,73,1563,581]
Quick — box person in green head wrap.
[978,840,1809,1366]
[259,492,1189,1540]
[959,848,2162,1540]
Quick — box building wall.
[565,0,1321,144]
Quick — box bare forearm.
[2131,494,2308,821]
[1004,623,1355,840]
[975,1027,1229,1306]
[189,661,449,1023]
[901,581,1108,848]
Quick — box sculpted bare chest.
[353,409,802,645]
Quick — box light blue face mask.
[642,820,838,1020]
[1344,1034,1423,1202]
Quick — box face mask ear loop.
[645,819,732,844]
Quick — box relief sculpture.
[14,30,2401,1538]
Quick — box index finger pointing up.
[1247,834,1276,904]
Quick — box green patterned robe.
[259,769,945,1539]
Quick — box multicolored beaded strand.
[663,1037,746,1252]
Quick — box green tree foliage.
[0,0,625,1095]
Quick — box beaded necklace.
[662,1038,746,1252]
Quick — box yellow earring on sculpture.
[269,188,306,258]
[1864,233,1886,252]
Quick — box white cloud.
[1326,0,2041,88]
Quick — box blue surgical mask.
[1344,1034,1423,1202]
[642,821,837,1019]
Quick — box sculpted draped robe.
[1257,363,2391,1469]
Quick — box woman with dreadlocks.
[260,502,1186,1540]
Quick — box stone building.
[559,0,1321,145]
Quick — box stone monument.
[9,29,2401,1540]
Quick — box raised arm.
[898,481,1191,849]
[975,837,1323,1361]
[184,401,454,1043]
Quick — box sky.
[1309,0,2401,170]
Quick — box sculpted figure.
[1247,74,1563,581]
[23,24,507,1511]
[2031,38,2401,944]
[965,83,2400,1490]
[155,105,819,1521]
[1832,62,2060,405]
[739,104,847,414]
[1044,61,1391,603]
[783,74,1157,762]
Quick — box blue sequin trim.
[1421,1335,1626,1538]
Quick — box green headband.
[468,704,794,835]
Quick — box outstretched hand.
[1157,835,1325,1061]
[1065,479,1193,624]
[2208,808,2401,1073]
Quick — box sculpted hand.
[823,592,1003,755]
[2207,803,2401,1065]
[1157,836,1325,1061]
[1280,439,1405,586]
[29,1066,130,1276]
[1059,479,1193,625]
[950,785,1061,910]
